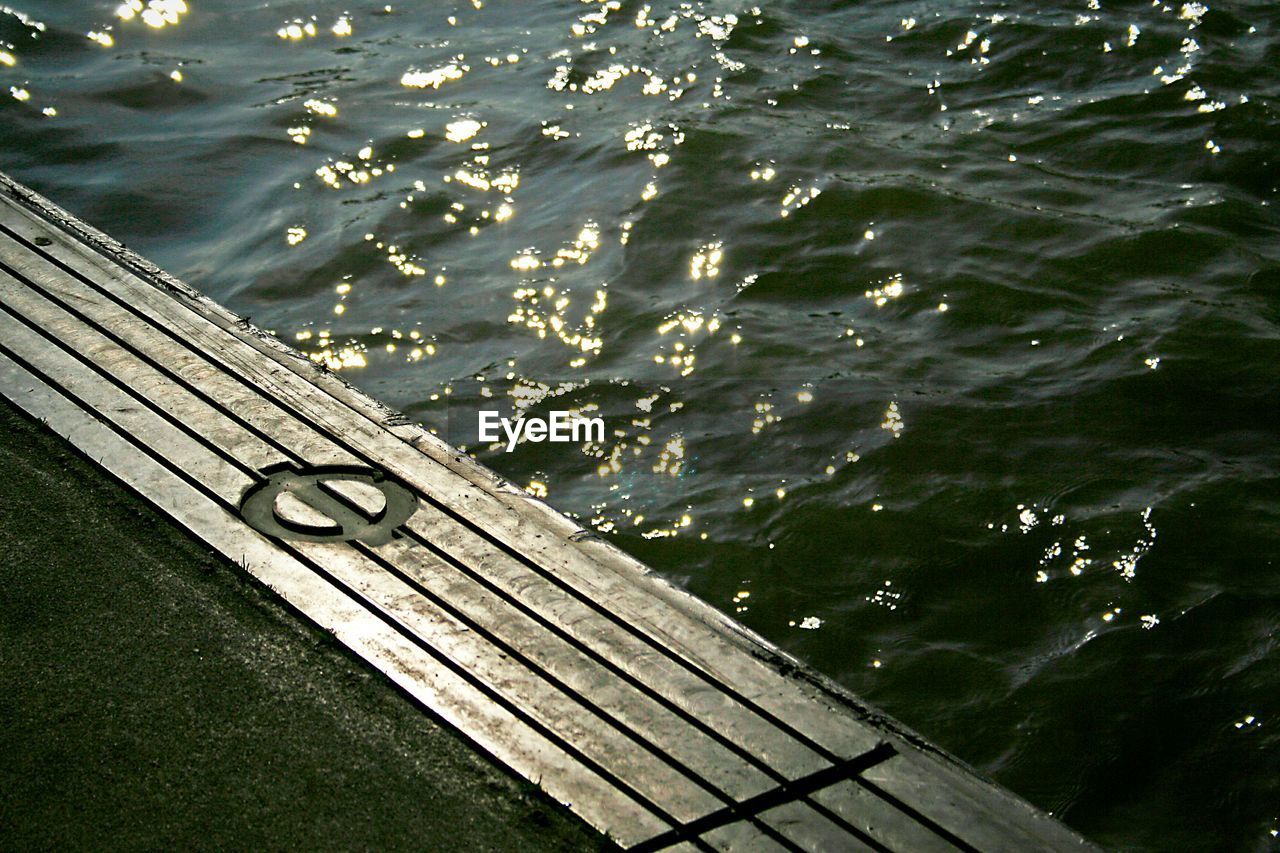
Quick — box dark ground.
[0,397,605,851]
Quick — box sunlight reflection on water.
[3,1,1278,846]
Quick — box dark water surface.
[3,1,1278,848]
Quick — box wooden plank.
[811,780,962,852]
[0,237,359,470]
[370,533,780,802]
[287,540,727,825]
[859,752,1093,850]
[0,270,287,473]
[758,800,879,852]
[697,821,794,852]
[396,500,831,780]
[0,306,256,504]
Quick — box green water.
[3,1,1278,847]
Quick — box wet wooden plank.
[758,800,879,852]
[697,821,793,852]
[0,305,256,502]
[369,533,780,802]
[0,232,360,470]
[858,752,1093,851]
[811,779,962,852]
[0,270,288,473]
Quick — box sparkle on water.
[2,1,1277,848]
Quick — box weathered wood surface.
[0,171,1095,851]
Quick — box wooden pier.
[0,171,1094,851]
